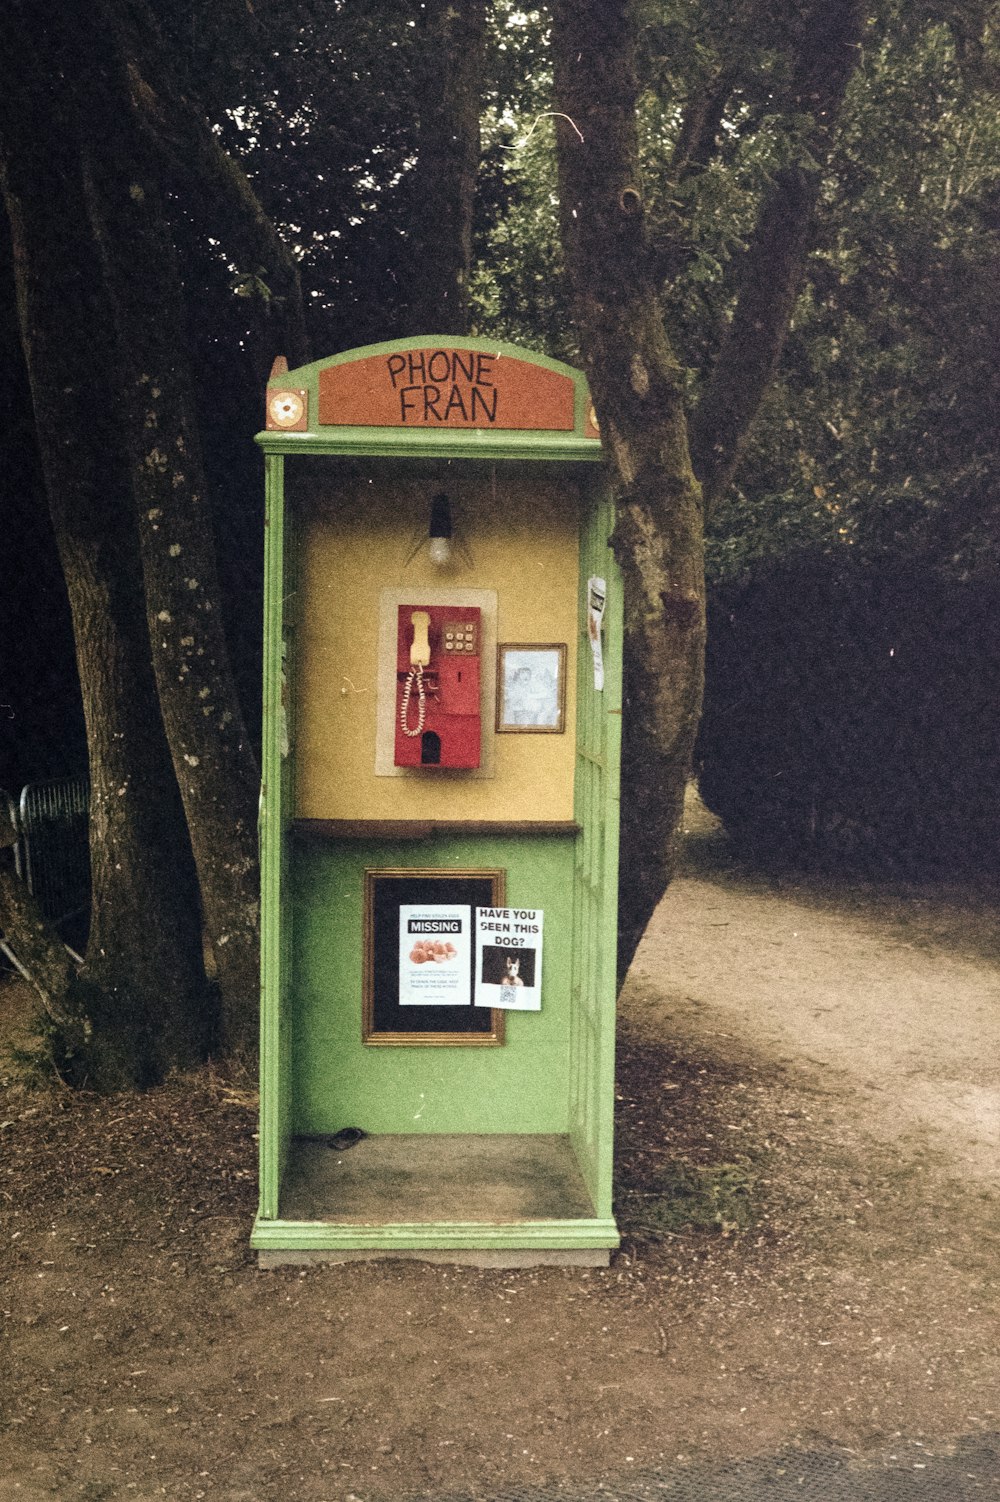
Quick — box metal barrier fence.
[9,776,90,931]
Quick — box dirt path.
[3,808,1000,1500]
[630,800,1000,1186]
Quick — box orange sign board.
[318,348,576,431]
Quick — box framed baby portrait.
[496,643,567,733]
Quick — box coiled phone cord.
[399,665,426,737]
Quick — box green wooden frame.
[253,338,622,1256]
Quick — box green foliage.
[468,2,1000,597]
[8,0,999,807]
[472,105,573,356]
[470,6,575,355]
[707,9,1000,582]
[471,3,820,357]
[150,0,439,349]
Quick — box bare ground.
[2,800,1000,1500]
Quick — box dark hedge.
[695,551,1000,875]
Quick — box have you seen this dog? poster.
[475,908,543,1012]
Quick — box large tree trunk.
[552,0,867,979]
[0,26,211,1085]
[88,162,263,1061]
[552,0,707,979]
[399,0,488,336]
[79,3,263,1058]
[2,0,268,1066]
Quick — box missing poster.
[398,905,472,1006]
[474,907,543,1012]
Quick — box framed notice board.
[363,868,506,1046]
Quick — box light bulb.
[428,534,453,567]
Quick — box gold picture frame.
[363,867,506,1046]
[495,643,568,733]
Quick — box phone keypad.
[443,621,478,654]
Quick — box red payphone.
[394,604,482,768]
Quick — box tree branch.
[397,0,488,337]
[121,5,309,368]
[670,69,735,180]
[688,0,867,512]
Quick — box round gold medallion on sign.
[268,390,305,428]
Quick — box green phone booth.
[252,337,623,1265]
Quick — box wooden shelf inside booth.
[291,819,582,841]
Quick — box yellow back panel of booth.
[292,466,581,822]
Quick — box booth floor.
[279,1132,596,1224]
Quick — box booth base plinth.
[251,1133,618,1266]
[257,1247,611,1268]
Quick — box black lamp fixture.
[427,492,453,567]
[403,489,471,569]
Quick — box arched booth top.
[256,336,603,462]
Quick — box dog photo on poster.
[474,907,543,1012]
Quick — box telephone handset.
[409,611,431,668]
[395,605,481,769]
[399,610,432,739]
